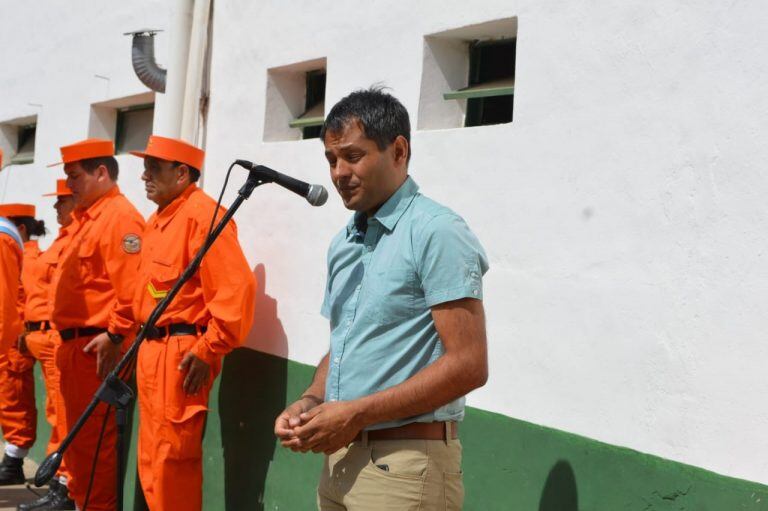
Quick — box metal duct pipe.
[125,30,167,93]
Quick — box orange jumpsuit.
[51,187,144,511]
[133,184,255,511]
[0,241,39,453]
[23,228,74,482]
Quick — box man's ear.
[97,164,110,181]
[176,163,190,184]
[393,135,409,166]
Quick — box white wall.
[0,1,170,229]
[2,0,768,485]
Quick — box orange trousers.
[0,343,36,451]
[56,336,116,511]
[24,330,70,480]
[137,335,218,511]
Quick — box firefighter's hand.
[179,352,211,395]
[83,333,121,380]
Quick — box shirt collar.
[152,184,198,230]
[345,177,419,239]
[79,186,120,221]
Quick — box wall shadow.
[219,264,288,510]
[242,264,289,357]
[538,460,579,511]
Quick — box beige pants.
[318,435,464,510]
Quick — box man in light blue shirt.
[275,88,489,510]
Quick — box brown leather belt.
[354,421,458,442]
[60,327,106,341]
[25,320,51,332]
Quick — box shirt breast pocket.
[77,241,100,276]
[147,260,180,300]
[369,265,415,326]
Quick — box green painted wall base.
[22,351,768,510]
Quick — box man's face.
[64,162,106,208]
[141,156,188,209]
[54,196,75,227]
[323,120,406,215]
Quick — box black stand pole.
[34,167,271,510]
[115,401,128,510]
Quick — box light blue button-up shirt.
[321,177,489,430]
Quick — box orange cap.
[130,135,204,170]
[0,148,3,169]
[48,138,115,167]
[0,203,36,218]
[42,179,73,197]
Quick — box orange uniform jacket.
[132,184,256,364]
[35,225,75,318]
[0,234,22,352]
[21,240,45,321]
[52,186,145,335]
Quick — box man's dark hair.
[81,156,119,181]
[321,86,412,163]
[174,162,201,183]
[11,217,46,237]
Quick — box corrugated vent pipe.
[124,30,167,93]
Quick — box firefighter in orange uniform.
[130,136,255,511]
[17,181,77,510]
[50,139,145,511]
[0,204,35,486]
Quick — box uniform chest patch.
[123,234,141,254]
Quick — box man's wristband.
[107,331,125,345]
[301,394,323,405]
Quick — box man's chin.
[343,201,363,212]
[342,196,366,211]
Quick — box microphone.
[235,160,328,206]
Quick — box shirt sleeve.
[100,209,145,337]
[413,213,489,308]
[189,217,256,366]
[0,237,22,351]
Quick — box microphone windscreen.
[307,185,328,207]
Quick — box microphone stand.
[35,166,273,510]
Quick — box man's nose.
[332,160,351,181]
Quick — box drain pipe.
[156,0,195,138]
[124,30,166,93]
[180,0,213,146]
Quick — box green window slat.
[444,84,514,100]
[288,116,325,129]
[9,155,34,165]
